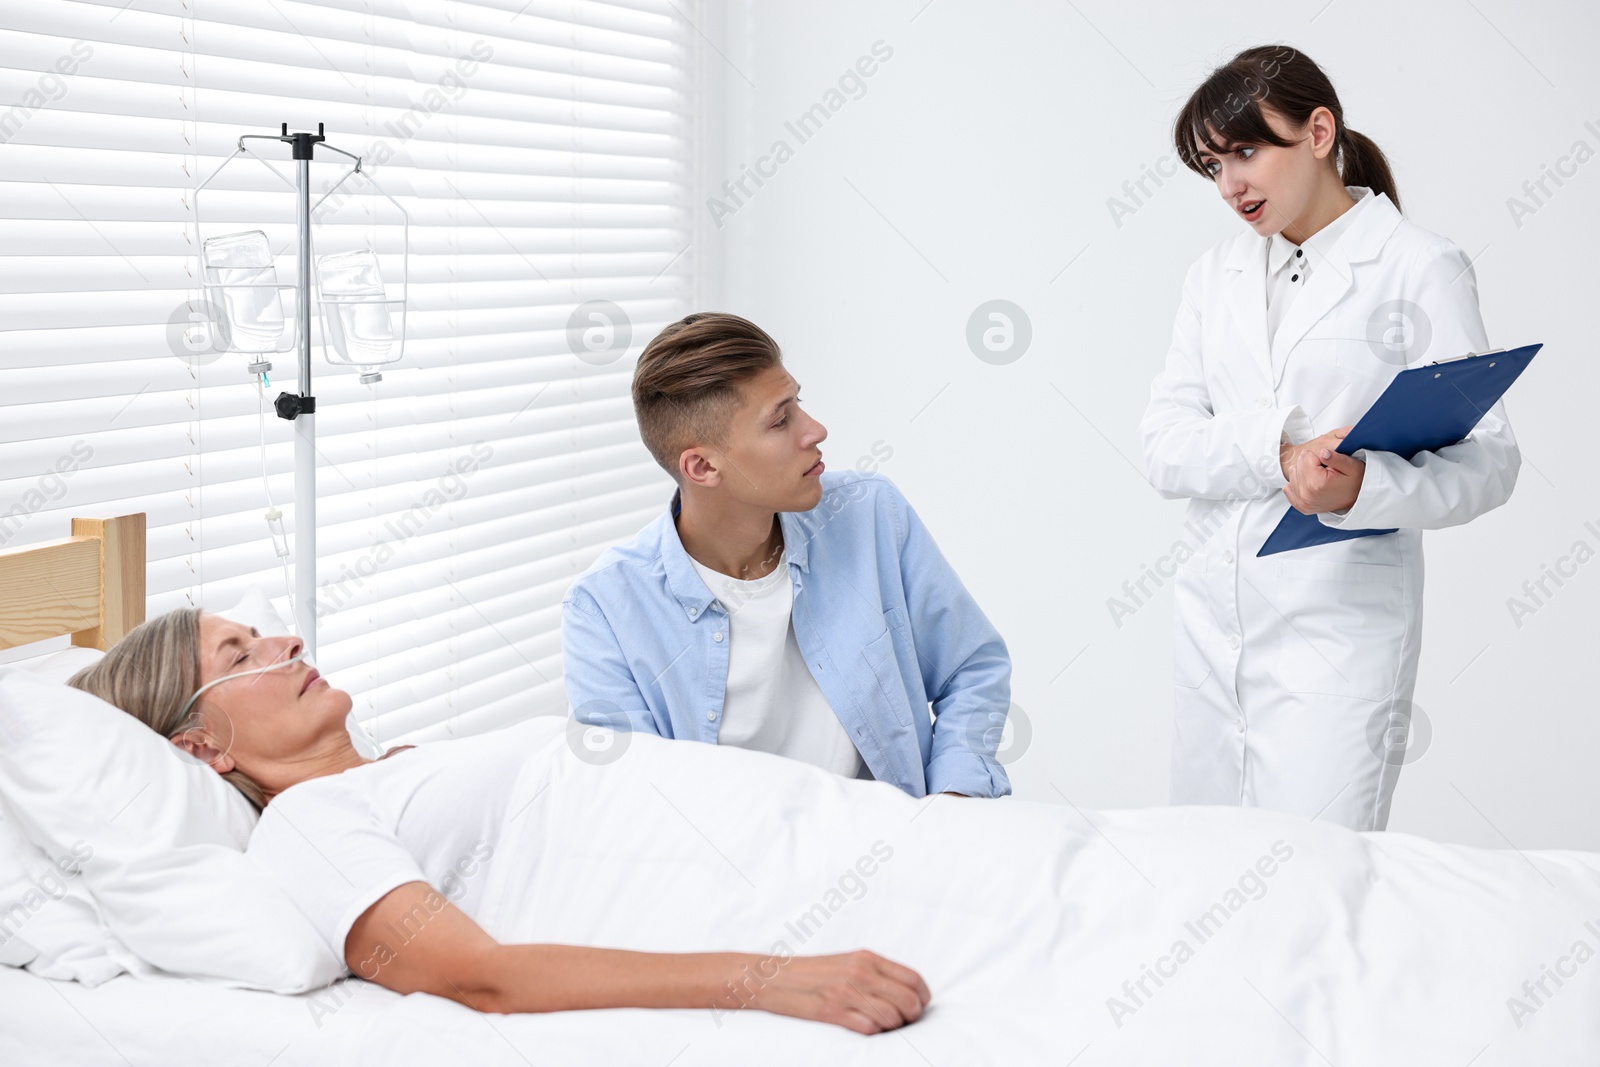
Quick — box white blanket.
[350,718,1600,1066]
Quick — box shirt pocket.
[883,605,908,639]
[862,614,914,728]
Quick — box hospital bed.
[3,514,1599,1067]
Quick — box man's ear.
[678,446,722,489]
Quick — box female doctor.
[1138,45,1520,831]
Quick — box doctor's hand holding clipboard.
[1136,44,1524,833]
[1263,342,1540,556]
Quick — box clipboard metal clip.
[1427,347,1505,366]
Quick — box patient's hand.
[749,949,931,1034]
[346,881,930,1034]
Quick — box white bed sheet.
[7,713,1600,1067]
[446,717,1600,1066]
[0,965,399,1067]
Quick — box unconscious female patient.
[66,608,929,1035]
[63,607,1600,1058]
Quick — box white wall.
[696,0,1600,849]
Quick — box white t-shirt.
[245,717,548,964]
[688,553,868,780]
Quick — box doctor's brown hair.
[631,312,784,479]
[1173,45,1401,213]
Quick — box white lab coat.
[1139,186,1519,831]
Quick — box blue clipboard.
[1258,342,1541,557]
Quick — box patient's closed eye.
[219,625,262,669]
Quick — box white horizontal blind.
[0,0,693,743]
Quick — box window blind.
[0,0,696,744]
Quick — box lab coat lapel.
[1268,192,1405,389]
[1268,246,1355,388]
[1224,233,1271,382]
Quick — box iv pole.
[274,124,325,662]
[194,123,409,664]
[293,127,319,660]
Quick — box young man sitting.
[561,312,1013,798]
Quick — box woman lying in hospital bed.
[58,607,1600,1060]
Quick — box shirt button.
[1257,396,1271,408]
[688,607,698,618]
[1228,634,1241,650]
[1223,548,1234,563]
[1236,717,1246,733]
[706,710,717,721]
[1291,274,1299,282]
[713,632,724,643]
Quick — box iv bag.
[201,231,286,353]
[316,249,398,368]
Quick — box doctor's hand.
[1282,426,1365,515]
[1279,426,1349,481]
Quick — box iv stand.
[261,124,326,662]
[290,126,319,662]
[194,123,410,664]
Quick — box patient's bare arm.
[346,881,930,1035]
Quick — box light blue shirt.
[561,471,1013,798]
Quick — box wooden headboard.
[0,514,147,652]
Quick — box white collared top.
[1265,184,1374,346]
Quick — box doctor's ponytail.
[1173,45,1402,213]
[1334,125,1398,210]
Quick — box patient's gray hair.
[65,608,268,812]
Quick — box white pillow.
[0,592,276,985]
[0,792,150,986]
[0,645,139,985]
[0,587,345,992]
[17,645,105,686]
[215,583,295,639]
